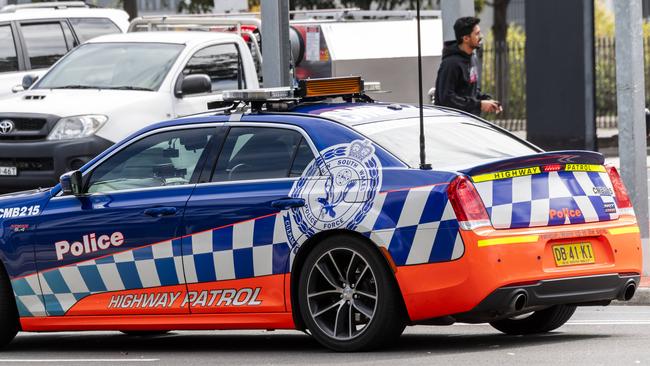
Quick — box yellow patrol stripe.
[564,164,606,172]
[608,226,640,235]
[477,235,540,247]
[471,167,541,183]
[471,164,606,183]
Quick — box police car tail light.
[606,165,635,216]
[298,76,363,98]
[448,175,492,230]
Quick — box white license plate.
[0,166,17,176]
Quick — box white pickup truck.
[0,31,258,191]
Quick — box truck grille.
[12,118,46,131]
[0,115,55,141]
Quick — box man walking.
[434,16,501,116]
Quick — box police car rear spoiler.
[461,150,605,178]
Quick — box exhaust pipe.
[619,281,637,301]
[509,291,528,312]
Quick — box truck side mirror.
[22,74,38,90]
[60,170,83,196]
[178,74,211,97]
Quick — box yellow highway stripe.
[608,226,640,235]
[470,164,606,183]
[477,235,540,247]
[471,167,542,183]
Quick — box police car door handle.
[143,207,177,217]
[271,198,305,210]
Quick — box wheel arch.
[288,229,406,330]
[0,258,21,331]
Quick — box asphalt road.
[0,306,648,365]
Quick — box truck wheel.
[0,267,18,347]
[297,235,405,352]
[489,305,577,335]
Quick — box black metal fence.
[480,40,526,131]
[480,36,650,131]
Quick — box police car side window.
[182,43,244,93]
[212,127,314,182]
[289,138,314,177]
[86,128,214,193]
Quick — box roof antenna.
[416,0,431,170]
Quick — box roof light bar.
[222,76,377,104]
[297,76,363,98]
[222,87,294,102]
[364,81,382,92]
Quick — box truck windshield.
[355,117,538,168]
[35,43,184,91]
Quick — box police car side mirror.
[60,170,83,196]
[178,74,211,97]
[11,85,23,93]
[22,74,38,90]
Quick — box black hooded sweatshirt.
[433,40,491,116]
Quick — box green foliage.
[593,0,650,124]
[177,0,212,14]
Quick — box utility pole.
[440,0,475,42]
[261,0,291,88]
[614,0,649,275]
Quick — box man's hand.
[481,100,502,113]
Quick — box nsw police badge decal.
[284,140,382,250]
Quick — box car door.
[182,124,324,314]
[34,126,218,316]
[172,43,246,117]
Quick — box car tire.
[489,305,577,335]
[120,331,170,336]
[297,235,405,352]
[0,267,18,347]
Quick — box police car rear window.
[355,117,537,168]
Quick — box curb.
[612,287,650,306]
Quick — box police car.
[0,77,642,351]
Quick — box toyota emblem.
[0,120,14,135]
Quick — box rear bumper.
[450,273,639,323]
[394,215,643,323]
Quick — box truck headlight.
[47,115,108,140]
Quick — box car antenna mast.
[416,0,431,170]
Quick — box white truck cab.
[0,1,129,98]
[0,31,258,191]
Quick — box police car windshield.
[356,117,538,169]
[35,43,184,91]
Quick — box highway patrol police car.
[0,77,642,351]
